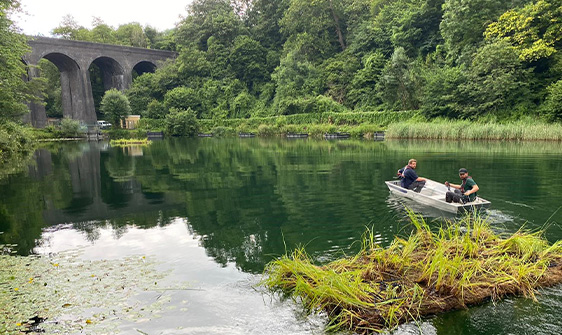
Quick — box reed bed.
[386,121,562,141]
[262,212,562,333]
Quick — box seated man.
[445,168,479,203]
[399,159,426,193]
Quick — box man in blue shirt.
[398,159,426,192]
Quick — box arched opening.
[132,61,157,80]
[89,57,125,119]
[38,59,62,119]
[37,53,83,122]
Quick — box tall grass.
[262,212,562,333]
[386,120,562,141]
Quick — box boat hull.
[385,179,490,214]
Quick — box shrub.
[137,118,166,132]
[59,118,81,137]
[257,124,276,137]
[212,126,236,137]
[165,108,200,137]
[542,80,562,122]
[0,122,35,163]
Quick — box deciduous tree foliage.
[485,0,562,63]
[0,0,38,120]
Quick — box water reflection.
[1,138,562,334]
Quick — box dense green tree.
[229,35,268,91]
[145,26,176,50]
[90,17,117,44]
[348,52,386,109]
[126,73,158,114]
[99,89,131,128]
[150,61,182,99]
[420,65,466,118]
[373,0,444,58]
[176,47,212,85]
[377,47,421,110]
[115,22,149,48]
[321,52,360,105]
[246,0,289,51]
[231,91,255,118]
[272,49,324,114]
[281,0,348,54]
[51,14,92,40]
[206,37,233,79]
[459,41,532,118]
[440,0,530,64]
[175,0,246,51]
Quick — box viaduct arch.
[23,37,176,127]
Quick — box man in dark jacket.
[398,159,426,192]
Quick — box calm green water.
[1,138,562,334]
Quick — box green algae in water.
[0,248,185,334]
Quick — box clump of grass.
[109,138,150,146]
[262,211,562,333]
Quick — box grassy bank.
[386,120,562,141]
[262,212,562,333]
[138,111,416,138]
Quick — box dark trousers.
[446,189,469,203]
[408,180,426,193]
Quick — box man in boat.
[445,168,479,203]
[399,159,426,192]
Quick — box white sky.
[14,0,193,36]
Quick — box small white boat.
[385,179,491,214]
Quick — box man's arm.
[464,184,479,196]
[445,181,461,189]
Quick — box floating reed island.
[109,138,151,146]
[262,212,562,333]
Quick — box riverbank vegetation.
[28,0,562,138]
[263,212,562,333]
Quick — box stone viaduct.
[23,37,177,127]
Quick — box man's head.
[408,159,417,169]
[459,168,468,179]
